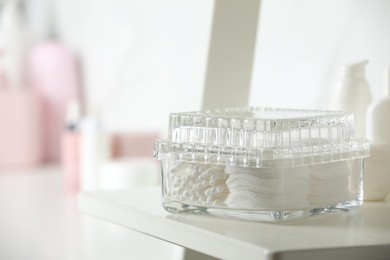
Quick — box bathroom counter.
[79,188,390,260]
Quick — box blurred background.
[22,0,390,132]
[25,0,212,133]
[0,0,389,259]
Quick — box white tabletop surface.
[0,166,181,260]
[79,187,390,260]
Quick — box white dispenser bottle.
[364,66,390,200]
[331,60,372,137]
[367,66,390,143]
[80,107,109,190]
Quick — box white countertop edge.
[78,191,272,260]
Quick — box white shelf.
[79,187,390,260]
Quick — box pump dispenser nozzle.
[330,60,372,137]
[343,60,368,79]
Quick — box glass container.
[154,107,370,222]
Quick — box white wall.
[26,0,214,134]
[25,0,390,133]
[250,0,390,109]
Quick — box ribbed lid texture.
[154,107,370,167]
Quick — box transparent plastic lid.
[154,107,370,167]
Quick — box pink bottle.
[0,1,43,168]
[28,42,81,163]
[61,100,81,191]
[0,86,43,168]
